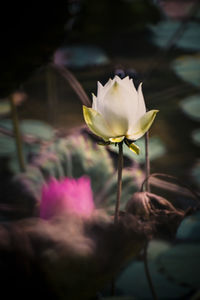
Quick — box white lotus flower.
[83,75,158,154]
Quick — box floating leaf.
[191,128,200,146]
[172,55,200,88]
[116,260,190,299]
[20,120,54,140]
[147,240,171,261]
[191,160,200,187]
[0,119,54,140]
[13,166,45,200]
[180,94,200,122]
[176,211,200,241]
[156,243,200,289]
[0,100,11,116]
[0,119,55,173]
[54,45,109,69]
[99,168,144,214]
[149,21,200,51]
[0,135,18,155]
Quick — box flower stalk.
[9,95,25,172]
[145,131,150,192]
[114,141,123,224]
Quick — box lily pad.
[109,136,166,164]
[0,119,55,173]
[116,260,190,299]
[180,95,200,122]
[20,120,54,141]
[191,160,200,187]
[191,128,200,146]
[0,135,29,173]
[156,243,200,289]
[172,55,200,88]
[0,100,11,117]
[98,169,144,214]
[0,135,18,155]
[176,211,200,241]
[147,240,171,261]
[149,21,200,51]
[0,119,54,141]
[54,45,109,69]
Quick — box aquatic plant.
[83,75,158,224]
[83,75,158,154]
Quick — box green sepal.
[125,139,140,155]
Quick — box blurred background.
[0,1,200,299]
[0,0,200,191]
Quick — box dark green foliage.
[114,209,200,298]
[180,94,200,122]
[172,55,200,88]
[176,211,200,241]
[156,243,200,289]
[0,119,54,173]
[0,100,11,116]
[149,21,200,51]
[116,258,190,299]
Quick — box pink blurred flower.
[40,176,95,219]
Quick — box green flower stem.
[9,95,26,172]
[112,142,123,297]
[114,141,123,224]
[145,131,150,192]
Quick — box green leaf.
[191,129,200,146]
[156,243,200,289]
[180,94,200,122]
[172,55,200,88]
[55,45,109,69]
[149,21,200,51]
[20,120,54,140]
[191,160,200,188]
[147,240,171,261]
[0,119,54,140]
[0,100,11,116]
[116,260,190,299]
[0,135,18,155]
[176,211,200,241]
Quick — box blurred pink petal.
[158,0,197,20]
[40,176,95,219]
